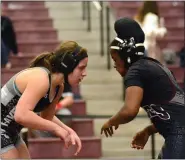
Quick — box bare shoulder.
[16,67,50,94]
[16,68,51,111]
[27,68,50,90]
[30,67,49,80]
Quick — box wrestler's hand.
[53,127,74,149]
[131,129,150,150]
[101,120,119,137]
[67,130,82,156]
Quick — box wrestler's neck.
[51,73,64,88]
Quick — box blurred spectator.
[1,4,19,69]
[177,47,185,92]
[1,38,10,68]
[177,47,185,68]
[28,84,74,138]
[135,1,167,62]
[162,48,176,65]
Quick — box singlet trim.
[13,82,22,96]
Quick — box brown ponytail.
[29,52,55,72]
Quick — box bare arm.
[131,123,158,149]
[41,93,74,133]
[40,83,64,120]
[108,86,143,126]
[52,116,74,133]
[40,84,82,155]
[14,71,62,134]
[144,123,158,135]
[40,84,72,132]
[51,115,82,155]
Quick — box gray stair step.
[103,148,160,158]
[45,1,82,9]
[94,118,151,137]
[45,1,97,11]
[101,157,150,159]
[53,19,87,30]
[83,69,122,84]
[86,54,111,69]
[81,84,123,100]
[53,18,114,31]
[86,100,124,115]
[101,136,164,151]
[47,8,99,19]
[58,30,101,41]
[45,2,99,21]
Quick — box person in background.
[1,3,19,69]
[135,1,167,62]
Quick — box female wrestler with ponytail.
[101,18,185,159]
[1,41,88,158]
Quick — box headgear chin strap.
[110,37,145,68]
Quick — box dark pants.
[1,39,10,66]
[184,75,185,92]
[158,133,185,159]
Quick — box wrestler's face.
[68,57,88,86]
[111,52,127,77]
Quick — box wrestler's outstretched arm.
[131,124,158,150]
[101,86,143,137]
[40,90,82,156]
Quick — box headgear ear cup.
[110,37,145,69]
[54,45,88,84]
[57,46,82,74]
[60,53,77,74]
